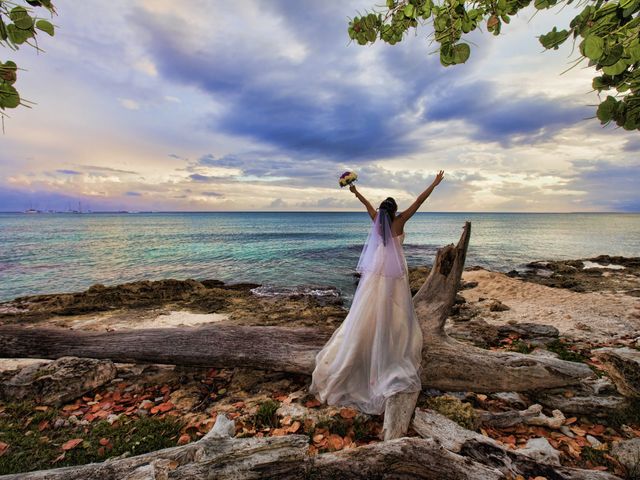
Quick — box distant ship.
[24,208,39,214]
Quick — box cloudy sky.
[1,0,638,212]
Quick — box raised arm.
[349,184,376,220]
[397,170,444,225]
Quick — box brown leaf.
[287,421,301,433]
[177,434,190,445]
[61,438,83,451]
[564,417,578,425]
[99,438,110,446]
[97,446,106,456]
[0,441,8,457]
[52,452,66,463]
[281,415,293,426]
[313,433,324,443]
[38,420,50,432]
[327,434,344,451]
[271,428,287,436]
[305,399,321,408]
[34,406,49,412]
[569,426,586,437]
[339,408,357,419]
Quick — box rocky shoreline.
[0,256,639,477]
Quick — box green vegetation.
[545,339,590,363]
[1,1,56,118]
[509,339,534,354]
[0,401,183,476]
[426,395,478,430]
[350,0,640,131]
[254,399,280,429]
[605,398,640,429]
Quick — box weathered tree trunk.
[4,410,621,480]
[0,412,504,480]
[0,414,310,480]
[0,222,593,395]
[411,408,621,480]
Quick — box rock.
[518,437,561,466]
[560,426,575,438]
[586,435,603,448]
[497,322,559,340]
[611,438,640,472]
[169,386,202,410]
[276,402,308,420]
[107,414,121,425]
[408,266,431,295]
[459,281,478,290]
[446,318,500,348]
[207,413,235,438]
[529,348,560,359]
[488,300,510,312]
[229,368,265,394]
[0,356,116,406]
[592,347,640,397]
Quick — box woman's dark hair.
[379,197,398,219]
[378,197,398,246]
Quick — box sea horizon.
[1,211,639,303]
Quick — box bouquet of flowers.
[339,171,358,188]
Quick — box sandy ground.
[460,270,640,342]
[44,309,229,331]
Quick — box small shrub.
[254,400,280,429]
[426,395,478,430]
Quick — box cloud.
[125,191,142,196]
[56,169,82,175]
[424,81,590,146]
[202,191,224,197]
[623,138,640,152]
[119,98,140,110]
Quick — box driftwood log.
[2,410,621,480]
[411,408,621,480]
[0,222,594,442]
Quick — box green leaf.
[602,59,627,76]
[596,95,617,123]
[404,4,415,17]
[539,27,569,50]
[35,19,54,36]
[9,6,34,30]
[452,43,471,63]
[583,35,604,61]
[0,82,20,109]
[6,23,33,44]
[0,17,7,41]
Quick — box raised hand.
[433,170,445,186]
[349,184,357,193]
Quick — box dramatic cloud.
[0,0,637,212]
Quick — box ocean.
[1,212,639,302]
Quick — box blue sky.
[1,0,638,212]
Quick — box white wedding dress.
[309,213,423,415]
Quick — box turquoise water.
[1,212,639,302]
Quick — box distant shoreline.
[1,211,638,215]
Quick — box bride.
[309,170,445,415]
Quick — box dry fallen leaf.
[0,441,8,456]
[37,420,50,432]
[287,421,301,433]
[177,434,190,445]
[313,434,324,443]
[61,438,83,451]
[339,408,357,419]
[327,434,344,451]
[305,399,321,408]
[99,438,110,446]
